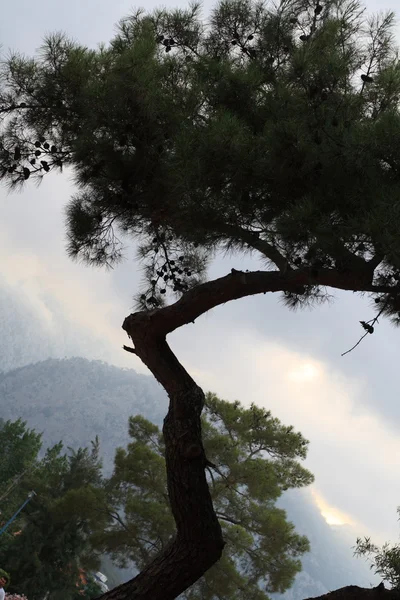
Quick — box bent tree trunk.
[97,318,225,600]
[97,267,394,600]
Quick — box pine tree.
[0,419,42,517]
[0,419,42,554]
[96,394,313,600]
[0,433,111,600]
[2,0,400,597]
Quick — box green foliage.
[0,418,111,600]
[0,357,168,475]
[0,419,42,479]
[0,419,43,546]
[2,0,400,318]
[97,393,313,599]
[354,507,400,589]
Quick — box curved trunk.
[98,324,224,600]
[98,265,391,599]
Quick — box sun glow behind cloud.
[311,489,353,526]
[288,362,321,383]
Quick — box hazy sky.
[2,0,400,550]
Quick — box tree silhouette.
[1,0,400,597]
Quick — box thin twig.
[341,297,390,356]
[341,331,369,357]
[123,345,137,355]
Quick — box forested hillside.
[0,357,167,473]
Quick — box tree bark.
[97,324,225,599]
[97,266,395,600]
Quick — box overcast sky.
[1,0,400,551]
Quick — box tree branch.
[122,345,137,355]
[215,511,242,526]
[341,294,391,356]
[123,266,398,341]
[341,331,369,357]
[217,221,290,272]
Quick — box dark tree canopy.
[1,0,400,318]
[1,0,400,598]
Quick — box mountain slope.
[0,357,167,473]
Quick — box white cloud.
[0,175,143,370]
